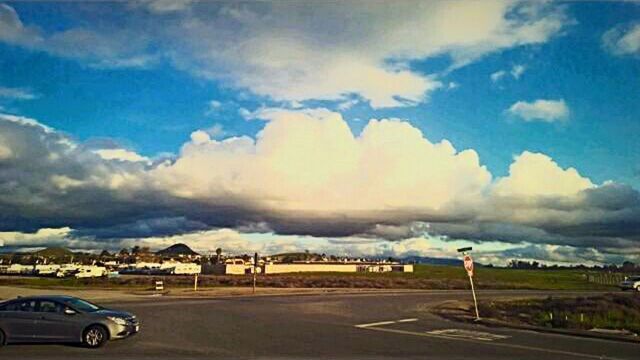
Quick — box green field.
[415,265,614,290]
[264,265,616,290]
[0,265,618,291]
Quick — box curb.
[479,317,640,344]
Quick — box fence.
[586,273,626,285]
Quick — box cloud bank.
[1,110,638,264]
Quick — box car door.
[0,300,39,342]
[33,300,82,342]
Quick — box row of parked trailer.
[0,262,202,278]
[0,264,109,278]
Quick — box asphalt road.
[2,290,639,359]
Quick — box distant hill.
[401,256,462,266]
[157,243,199,256]
[33,247,74,257]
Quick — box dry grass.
[479,293,640,333]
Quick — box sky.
[0,0,639,265]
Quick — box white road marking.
[426,329,509,341]
[355,320,398,328]
[397,318,419,323]
[355,318,418,328]
[355,325,625,360]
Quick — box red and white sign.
[463,255,474,277]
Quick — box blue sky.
[0,1,639,265]
[1,1,638,186]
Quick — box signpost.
[458,247,480,321]
[253,252,258,294]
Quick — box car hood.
[94,309,135,319]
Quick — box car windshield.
[65,298,101,312]
[629,276,640,281]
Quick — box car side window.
[37,300,63,313]
[4,300,37,312]
[0,302,17,311]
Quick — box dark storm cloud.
[0,115,271,238]
[424,184,640,250]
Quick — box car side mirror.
[64,308,77,315]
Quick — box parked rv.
[5,264,33,275]
[34,264,61,276]
[74,266,107,278]
[56,264,80,278]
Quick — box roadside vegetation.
[479,294,640,334]
[0,265,617,291]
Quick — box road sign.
[463,254,474,277]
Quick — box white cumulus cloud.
[491,64,526,83]
[494,151,594,198]
[511,64,526,79]
[491,70,507,82]
[93,148,150,163]
[0,86,38,100]
[0,1,570,107]
[603,22,640,56]
[507,99,569,122]
[152,109,492,212]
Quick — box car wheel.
[83,325,108,348]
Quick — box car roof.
[6,295,80,302]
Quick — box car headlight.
[107,316,128,326]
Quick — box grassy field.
[0,265,617,291]
[414,265,613,290]
[479,294,640,334]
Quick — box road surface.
[2,290,638,359]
